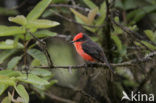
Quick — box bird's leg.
[85,61,95,67]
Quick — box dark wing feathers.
[82,40,105,62]
[82,40,113,71]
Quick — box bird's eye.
[77,38,84,42]
[75,39,81,42]
[75,36,86,42]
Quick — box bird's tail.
[103,53,114,73]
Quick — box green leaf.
[70,8,89,24]
[31,68,52,77]
[8,15,27,26]
[0,26,25,36]
[27,0,52,20]
[0,84,8,95]
[1,96,11,103]
[52,0,68,3]
[127,5,156,25]
[96,1,106,26]
[19,30,57,40]
[31,59,41,66]
[34,30,57,37]
[119,45,127,57]
[141,41,156,50]
[83,0,97,9]
[0,75,16,86]
[0,7,18,15]
[14,34,20,47]
[26,19,60,29]
[74,15,96,32]
[144,30,155,42]
[0,39,24,49]
[135,41,156,50]
[46,80,58,89]
[0,49,18,64]
[27,49,48,65]
[88,8,98,24]
[0,70,21,77]
[122,0,138,10]
[15,84,29,103]
[7,56,22,70]
[17,74,49,85]
[111,35,122,51]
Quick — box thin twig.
[50,10,105,28]
[50,4,90,12]
[28,32,54,67]
[135,67,154,92]
[32,51,156,69]
[10,0,28,10]
[70,86,99,103]
[23,33,29,78]
[45,93,76,103]
[110,13,156,51]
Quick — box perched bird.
[72,32,113,72]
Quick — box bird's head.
[72,32,88,43]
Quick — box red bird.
[72,32,113,71]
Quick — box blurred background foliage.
[0,0,156,103]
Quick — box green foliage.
[7,56,22,69]
[0,7,18,15]
[14,85,29,103]
[127,5,156,25]
[83,0,97,9]
[144,30,156,43]
[0,39,23,49]
[70,0,106,33]
[0,0,58,102]
[0,69,56,103]
[0,49,18,64]
[9,15,27,26]
[1,96,11,103]
[27,49,48,65]
[26,0,52,20]
[135,30,156,50]
[115,0,156,25]
[0,26,25,36]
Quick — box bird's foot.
[84,62,97,68]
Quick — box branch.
[50,4,90,12]
[28,32,54,67]
[45,93,76,103]
[110,12,156,48]
[55,84,100,103]
[50,9,105,28]
[135,67,154,92]
[32,51,156,69]
[42,34,72,41]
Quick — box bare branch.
[28,32,54,67]
[110,12,156,49]
[135,67,154,92]
[45,93,76,103]
[50,4,90,12]
[50,9,105,28]
[32,51,156,69]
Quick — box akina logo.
[121,91,154,102]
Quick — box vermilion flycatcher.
[72,32,113,71]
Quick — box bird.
[72,32,113,72]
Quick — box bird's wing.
[82,40,114,71]
[82,41,104,62]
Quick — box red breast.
[73,33,95,62]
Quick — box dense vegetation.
[0,0,156,103]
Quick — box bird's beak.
[70,41,75,44]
